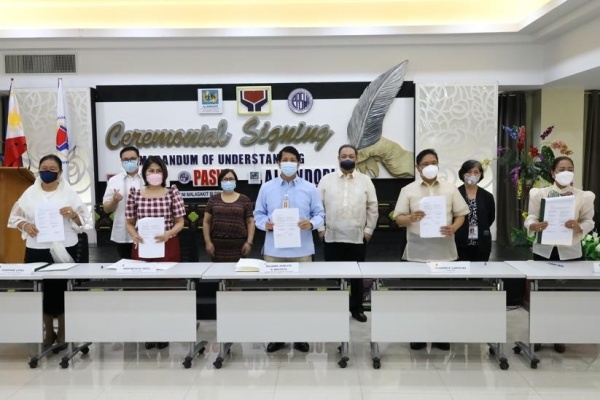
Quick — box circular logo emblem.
[178,171,192,184]
[287,88,313,114]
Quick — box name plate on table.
[0,266,33,275]
[116,264,157,274]
[263,263,299,274]
[0,263,46,275]
[594,262,600,274]
[427,261,471,274]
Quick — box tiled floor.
[2,308,600,399]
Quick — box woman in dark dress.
[203,169,255,262]
[455,160,496,262]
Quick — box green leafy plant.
[582,231,600,261]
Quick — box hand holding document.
[34,202,65,243]
[272,207,301,248]
[419,196,447,238]
[137,217,165,258]
[539,196,576,246]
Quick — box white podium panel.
[371,290,506,342]
[530,291,600,343]
[65,291,196,342]
[217,291,349,342]
[0,292,43,343]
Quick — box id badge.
[282,194,290,208]
[468,225,478,240]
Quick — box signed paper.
[419,196,446,238]
[540,196,576,246]
[34,202,65,243]
[272,207,301,248]
[137,217,165,258]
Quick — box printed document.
[273,207,301,248]
[419,196,446,238]
[137,217,165,258]
[35,202,65,243]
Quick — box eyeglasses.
[122,158,138,162]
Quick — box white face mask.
[421,165,438,180]
[464,174,480,185]
[554,171,574,186]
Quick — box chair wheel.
[373,359,381,369]
[530,359,539,369]
[338,359,347,368]
[500,361,509,370]
[60,360,69,369]
[512,346,521,354]
[183,360,192,369]
[28,359,38,369]
[213,361,222,369]
[81,347,90,355]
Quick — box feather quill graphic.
[347,60,408,149]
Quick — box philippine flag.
[2,82,27,167]
[55,78,69,181]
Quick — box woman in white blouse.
[8,154,88,350]
[525,156,595,261]
[524,156,595,354]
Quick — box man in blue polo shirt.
[254,145,325,353]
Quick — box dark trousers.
[25,246,78,316]
[457,246,490,262]
[115,242,134,259]
[323,240,366,313]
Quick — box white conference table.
[505,260,600,369]
[359,261,525,370]
[40,262,211,369]
[202,261,361,369]
[0,266,44,368]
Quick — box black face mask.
[340,159,356,171]
[40,170,59,184]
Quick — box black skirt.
[25,246,78,316]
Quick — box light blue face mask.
[280,162,298,177]
[221,180,236,192]
[122,160,138,173]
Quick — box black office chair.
[75,233,89,263]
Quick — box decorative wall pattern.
[416,84,498,236]
[15,88,96,242]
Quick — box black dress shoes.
[432,342,450,351]
[157,342,169,349]
[266,342,286,353]
[293,342,310,352]
[351,312,368,323]
[553,343,566,353]
[410,342,427,350]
